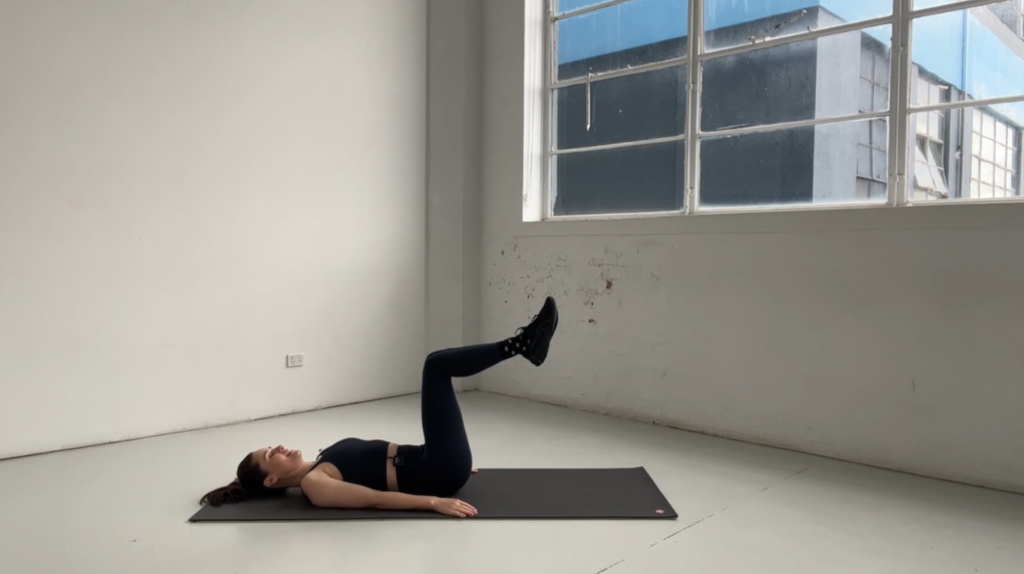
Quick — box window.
[911,75,951,201]
[970,109,1021,198]
[534,0,1024,219]
[858,36,892,202]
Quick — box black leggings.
[394,343,507,496]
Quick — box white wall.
[478,0,1024,493]
[0,0,427,458]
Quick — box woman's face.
[252,445,304,487]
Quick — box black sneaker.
[518,296,558,366]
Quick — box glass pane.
[910,109,962,200]
[927,113,940,139]
[913,0,969,7]
[982,137,995,161]
[911,106,1023,200]
[701,27,892,132]
[915,114,929,137]
[553,66,687,150]
[705,0,892,52]
[556,0,688,81]
[857,145,871,175]
[912,2,1024,122]
[930,166,948,193]
[859,78,874,111]
[552,141,685,216]
[698,119,887,208]
[556,0,616,15]
[981,161,995,183]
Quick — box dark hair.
[199,452,284,506]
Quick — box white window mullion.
[684,0,703,214]
[889,0,913,207]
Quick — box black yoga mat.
[189,467,676,521]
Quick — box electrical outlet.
[286,353,305,368]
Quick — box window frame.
[529,0,1024,222]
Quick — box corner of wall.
[427,0,486,392]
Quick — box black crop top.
[312,438,389,491]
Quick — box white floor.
[1,392,1022,574]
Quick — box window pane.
[912,106,1022,200]
[915,77,930,105]
[910,109,959,200]
[983,114,995,138]
[981,161,995,183]
[857,145,872,175]
[556,0,688,81]
[930,166,948,193]
[705,1,892,52]
[915,144,938,192]
[701,27,891,132]
[556,0,617,15]
[552,141,685,216]
[929,112,943,139]
[859,78,874,111]
[913,0,970,7]
[916,113,929,137]
[912,3,1024,122]
[982,137,995,161]
[698,119,887,208]
[553,66,686,150]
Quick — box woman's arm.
[300,472,477,517]
[301,471,431,509]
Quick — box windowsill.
[515,198,1024,238]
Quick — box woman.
[200,296,558,518]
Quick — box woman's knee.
[422,352,451,377]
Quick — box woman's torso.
[310,438,401,492]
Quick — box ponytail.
[199,480,250,506]
[199,452,280,506]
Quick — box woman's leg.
[418,297,558,490]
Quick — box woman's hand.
[430,497,478,518]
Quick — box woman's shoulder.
[302,461,341,492]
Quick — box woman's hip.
[394,445,471,496]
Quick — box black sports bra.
[312,438,389,491]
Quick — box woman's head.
[199,445,306,506]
